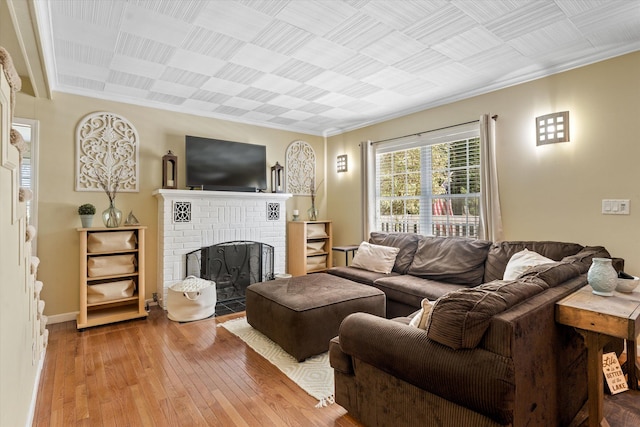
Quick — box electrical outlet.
[152,292,158,302]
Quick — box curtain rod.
[371,115,498,145]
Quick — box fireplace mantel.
[153,189,292,308]
[152,188,293,200]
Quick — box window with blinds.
[373,123,480,238]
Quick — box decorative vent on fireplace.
[267,202,280,221]
[185,241,274,303]
[173,201,191,223]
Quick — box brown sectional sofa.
[327,233,622,426]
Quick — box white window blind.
[373,123,480,238]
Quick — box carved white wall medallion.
[285,140,315,195]
[75,112,139,192]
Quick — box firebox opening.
[185,241,274,315]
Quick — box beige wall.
[14,92,324,317]
[328,52,640,273]
[11,51,640,317]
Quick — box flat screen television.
[185,135,267,192]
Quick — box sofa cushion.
[484,241,584,282]
[369,232,421,274]
[373,274,469,308]
[407,236,492,286]
[518,261,583,287]
[426,277,549,350]
[503,249,554,280]
[351,241,399,274]
[327,266,399,286]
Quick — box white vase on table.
[587,258,617,296]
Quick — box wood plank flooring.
[34,306,639,426]
[33,307,361,427]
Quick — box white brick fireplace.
[153,189,292,308]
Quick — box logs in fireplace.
[185,241,274,306]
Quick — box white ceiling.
[34,0,640,136]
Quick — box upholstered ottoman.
[246,273,385,361]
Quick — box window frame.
[371,122,480,238]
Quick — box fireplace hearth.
[186,241,274,312]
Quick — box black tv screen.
[185,136,267,192]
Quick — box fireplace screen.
[185,241,274,303]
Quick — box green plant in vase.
[78,203,96,228]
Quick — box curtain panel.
[478,114,503,241]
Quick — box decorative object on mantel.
[124,210,139,225]
[271,161,284,193]
[285,140,315,195]
[587,257,617,296]
[162,150,177,189]
[78,203,96,228]
[75,111,139,192]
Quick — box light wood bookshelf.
[77,226,148,329]
[287,220,333,276]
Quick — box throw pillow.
[351,241,400,274]
[503,249,554,280]
[409,298,433,329]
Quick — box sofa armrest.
[329,336,352,374]
[338,312,516,425]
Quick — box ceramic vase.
[102,201,122,228]
[587,258,617,296]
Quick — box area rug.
[218,317,334,407]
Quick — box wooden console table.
[556,285,640,427]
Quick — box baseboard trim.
[47,311,78,324]
[48,303,160,324]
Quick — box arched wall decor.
[285,140,315,195]
[75,111,139,192]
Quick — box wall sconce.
[337,154,348,173]
[162,150,177,189]
[271,162,284,193]
[536,111,570,145]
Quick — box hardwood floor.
[34,306,640,426]
[33,307,361,427]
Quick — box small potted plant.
[78,203,96,228]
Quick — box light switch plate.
[602,199,630,215]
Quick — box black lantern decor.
[271,162,284,193]
[162,150,178,189]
